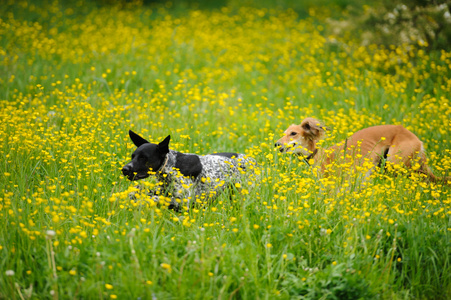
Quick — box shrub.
[327,0,451,50]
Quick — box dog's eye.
[131,154,135,159]
[290,132,297,136]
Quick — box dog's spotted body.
[122,130,254,209]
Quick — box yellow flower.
[161,263,172,273]
[253,224,260,229]
[69,269,77,276]
[266,243,273,248]
[105,284,113,290]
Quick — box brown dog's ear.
[300,118,325,141]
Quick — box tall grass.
[1,0,450,299]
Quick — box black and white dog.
[122,130,255,209]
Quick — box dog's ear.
[129,130,150,147]
[157,135,170,155]
[301,118,325,141]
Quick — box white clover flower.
[46,230,56,238]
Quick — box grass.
[1,0,451,299]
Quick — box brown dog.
[276,118,450,183]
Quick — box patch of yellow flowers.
[0,0,450,284]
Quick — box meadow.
[1,0,450,299]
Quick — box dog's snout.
[122,164,132,176]
[275,142,286,153]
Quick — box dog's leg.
[168,198,183,211]
[385,144,414,170]
[128,184,145,200]
[385,142,440,182]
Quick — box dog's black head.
[122,130,170,181]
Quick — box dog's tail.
[418,165,451,185]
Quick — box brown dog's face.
[275,118,325,156]
[275,124,310,155]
